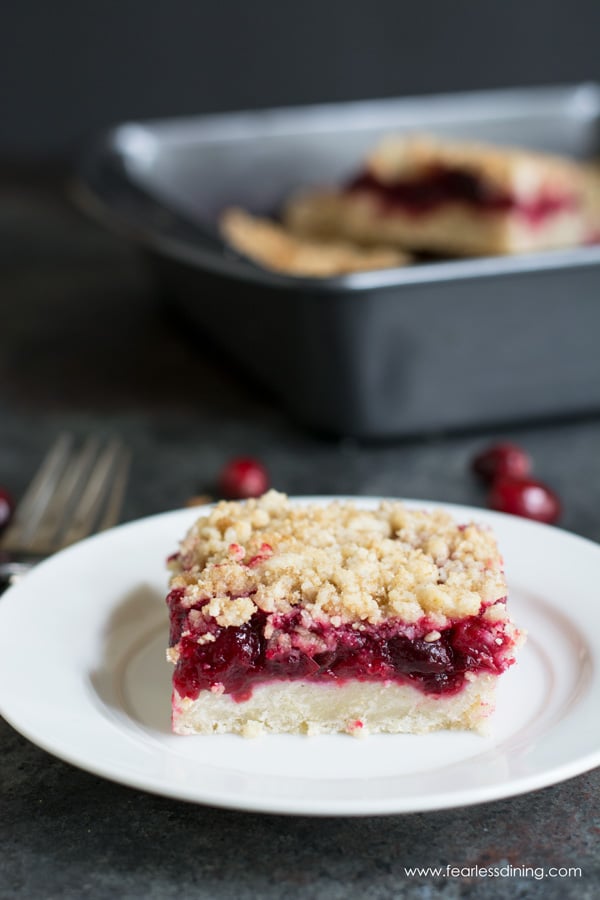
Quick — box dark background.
[3,0,600,161]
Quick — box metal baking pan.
[76,83,600,438]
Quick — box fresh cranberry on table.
[471,442,531,483]
[0,487,14,531]
[488,477,561,525]
[218,457,270,499]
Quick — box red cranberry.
[0,487,14,531]
[471,442,531,483]
[488,477,561,525]
[218,457,269,499]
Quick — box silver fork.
[0,434,130,591]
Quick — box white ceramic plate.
[0,498,599,816]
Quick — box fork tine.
[59,438,126,548]
[0,433,74,552]
[97,447,131,532]
[25,436,101,555]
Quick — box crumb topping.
[168,491,507,628]
[366,133,586,198]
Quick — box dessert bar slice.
[166,491,523,737]
[220,207,408,276]
[285,133,593,257]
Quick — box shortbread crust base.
[285,191,586,256]
[172,674,497,738]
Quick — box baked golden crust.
[582,162,600,237]
[168,491,508,629]
[283,191,352,242]
[220,207,408,276]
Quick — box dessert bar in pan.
[285,134,597,256]
[166,492,523,737]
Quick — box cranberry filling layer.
[347,168,577,225]
[168,590,516,702]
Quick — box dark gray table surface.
[1,176,599,899]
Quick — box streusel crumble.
[166,492,523,736]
